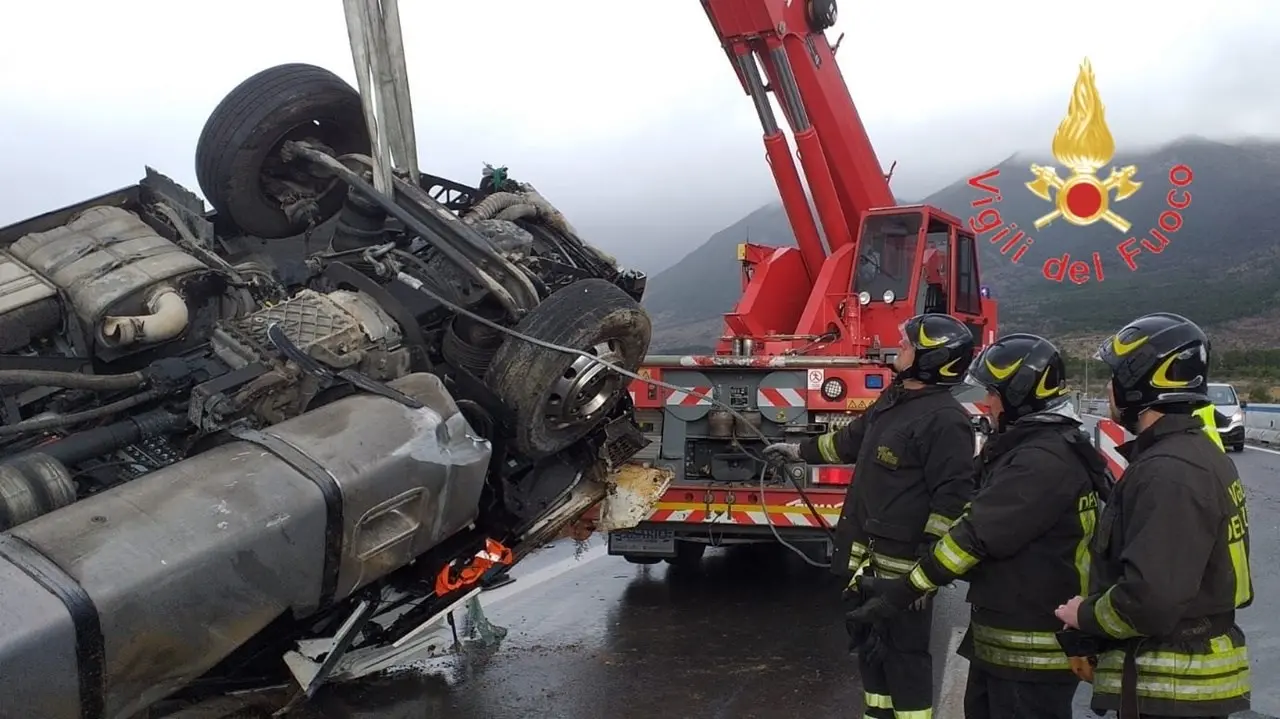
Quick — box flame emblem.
[1025,59,1141,233]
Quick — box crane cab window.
[917,218,951,315]
[854,213,921,302]
[954,232,982,315]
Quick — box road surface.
[290,415,1278,718]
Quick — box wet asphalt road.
[296,415,1280,719]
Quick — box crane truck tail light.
[821,377,846,401]
[811,466,854,485]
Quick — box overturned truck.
[0,63,667,719]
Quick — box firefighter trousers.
[962,664,1076,719]
[861,600,933,719]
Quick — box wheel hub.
[544,340,624,431]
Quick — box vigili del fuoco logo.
[964,58,1194,284]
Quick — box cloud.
[2,0,1277,274]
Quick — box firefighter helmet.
[898,313,975,386]
[965,333,1069,425]
[1094,312,1210,430]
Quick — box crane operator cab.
[852,206,994,359]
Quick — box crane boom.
[698,0,996,358]
[704,0,895,259]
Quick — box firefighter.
[844,333,1111,719]
[764,312,978,719]
[1054,312,1252,718]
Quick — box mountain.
[643,137,1280,352]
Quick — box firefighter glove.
[844,575,925,625]
[853,625,890,665]
[762,442,802,465]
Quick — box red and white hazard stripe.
[757,387,806,408]
[647,506,840,528]
[666,386,713,406]
[1094,419,1130,477]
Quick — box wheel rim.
[259,120,356,214]
[544,340,625,431]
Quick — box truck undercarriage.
[0,62,669,719]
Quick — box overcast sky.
[3,1,1278,274]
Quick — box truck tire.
[623,555,662,565]
[663,541,706,569]
[196,63,370,239]
[486,279,651,457]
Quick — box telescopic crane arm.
[702,0,895,280]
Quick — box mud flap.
[595,464,673,532]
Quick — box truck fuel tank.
[0,373,491,719]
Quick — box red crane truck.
[602,0,999,568]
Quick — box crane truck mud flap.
[595,464,674,532]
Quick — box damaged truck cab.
[0,61,668,719]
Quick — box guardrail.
[1244,403,1280,429]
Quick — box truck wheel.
[196,63,370,239]
[486,279,651,457]
[1234,443,1245,453]
[663,541,706,569]
[623,555,662,565]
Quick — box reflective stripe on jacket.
[1193,404,1226,452]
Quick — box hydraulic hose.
[0,369,146,391]
[21,410,189,465]
[0,390,166,438]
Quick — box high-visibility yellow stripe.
[971,623,1073,672]
[1229,539,1252,607]
[1194,405,1226,451]
[1095,662,1249,701]
[894,710,932,719]
[1098,646,1248,678]
[847,543,871,578]
[1092,589,1139,639]
[932,534,978,576]
[864,692,893,709]
[817,433,842,463]
[908,565,936,592]
[923,513,953,537]
[972,623,1062,649]
[872,553,916,577]
[1075,496,1098,596]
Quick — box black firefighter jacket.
[1079,413,1253,716]
[798,382,976,578]
[906,414,1111,682]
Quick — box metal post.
[342,0,420,195]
